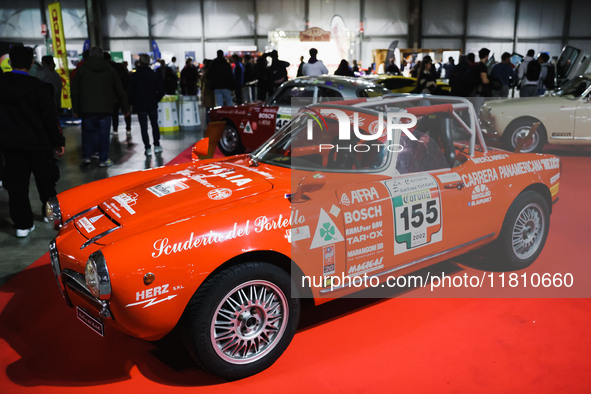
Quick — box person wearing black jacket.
[128,54,165,156]
[208,50,234,106]
[0,45,65,237]
[334,59,355,77]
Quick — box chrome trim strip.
[81,226,120,250]
[319,233,495,294]
[573,136,591,140]
[550,135,573,139]
[62,269,112,319]
[65,205,96,226]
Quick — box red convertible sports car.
[47,95,559,380]
[209,75,390,155]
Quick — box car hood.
[73,161,274,244]
[211,101,266,114]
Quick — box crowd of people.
[399,47,556,98]
[0,43,559,238]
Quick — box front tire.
[181,262,300,380]
[218,122,245,156]
[493,191,550,270]
[503,119,546,153]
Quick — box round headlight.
[85,257,100,298]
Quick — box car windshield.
[252,109,393,172]
[253,99,477,172]
[555,76,591,97]
[357,85,391,97]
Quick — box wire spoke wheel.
[211,280,288,365]
[511,202,545,260]
[219,124,242,155]
[510,125,539,153]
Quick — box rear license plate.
[76,307,104,337]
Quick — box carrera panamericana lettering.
[461,168,499,188]
[498,160,544,179]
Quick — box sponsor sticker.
[340,193,351,206]
[468,184,492,206]
[243,121,254,134]
[88,214,103,223]
[291,225,311,242]
[384,175,443,254]
[470,154,509,164]
[330,204,341,217]
[112,192,138,215]
[77,217,95,233]
[347,257,384,275]
[310,208,345,249]
[208,188,232,200]
[323,244,336,275]
[437,173,462,184]
[147,180,189,197]
[351,187,380,203]
[550,173,560,185]
[126,284,179,308]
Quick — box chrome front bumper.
[49,239,112,319]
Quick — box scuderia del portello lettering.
[152,211,305,258]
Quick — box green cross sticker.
[320,222,335,241]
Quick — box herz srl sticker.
[125,283,183,308]
[147,180,189,197]
[384,175,442,255]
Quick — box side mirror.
[291,174,326,203]
[192,137,210,161]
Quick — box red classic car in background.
[209,75,390,155]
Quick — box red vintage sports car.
[47,95,559,380]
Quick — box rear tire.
[218,122,245,156]
[493,191,550,270]
[503,119,546,153]
[181,262,300,380]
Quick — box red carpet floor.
[1,144,590,393]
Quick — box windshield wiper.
[249,153,259,167]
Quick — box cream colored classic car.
[480,74,591,152]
